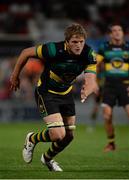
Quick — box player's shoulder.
[124,41,129,47]
[97,41,109,53]
[83,43,96,63]
[84,43,96,57]
[100,41,109,48]
[83,43,94,57]
[84,43,92,51]
[47,41,65,52]
[45,41,64,49]
[43,41,64,57]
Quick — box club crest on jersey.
[111,58,123,69]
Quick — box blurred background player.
[10,23,98,171]
[97,24,129,152]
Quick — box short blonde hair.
[64,23,87,41]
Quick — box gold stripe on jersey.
[36,45,43,58]
[105,63,129,71]
[48,85,73,95]
[85,64,96,73]
[123,80,129,84]
[96,54,104,63]
[50,71,64,83]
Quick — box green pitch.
[0,122,129,179]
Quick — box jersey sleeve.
[84,49,97,74]
[97,43,105,62]
[84,64,97,74]
[35,45,44,59]
[35,42,56,60]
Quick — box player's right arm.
[10,47,40,91]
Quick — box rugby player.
[97,24,129,152]
[10,23,98,171]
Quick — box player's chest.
[49,56,86,74]
[103,47,129,63]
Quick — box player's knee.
[104,113,112,123]
[103,106,112,122]
[49,128,66,141]
[46,121,66,141]
[65,124,76,140]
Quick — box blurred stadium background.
[0,0,129,124]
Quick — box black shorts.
[102,82,129,107]
[35,88,75,118]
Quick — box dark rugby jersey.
[98,41,129,83]
[35,41,96,95]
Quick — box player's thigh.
[61,102,76,129]
[60,100,75,119]
[118,85,129,106]
[35,88,60,117]
[102,104,113,121]
[102,104,112,114]
[102,85,116,107]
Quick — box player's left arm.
[81,69,98,103]
[81,50,98,102]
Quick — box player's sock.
[29,128,51,144]
[107,134,115,145]
[44,136,73,161]
[43,142,64,161]
[104,134,116,152]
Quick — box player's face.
[110,25,124,41]
[67,35,85,55]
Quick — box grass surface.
[0,122,129,179]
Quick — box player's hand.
[10,75,20,91]
[80,83,99,103]
[80,85,88,103]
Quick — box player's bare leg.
[41,115,75,171]
[102,104,116,152]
